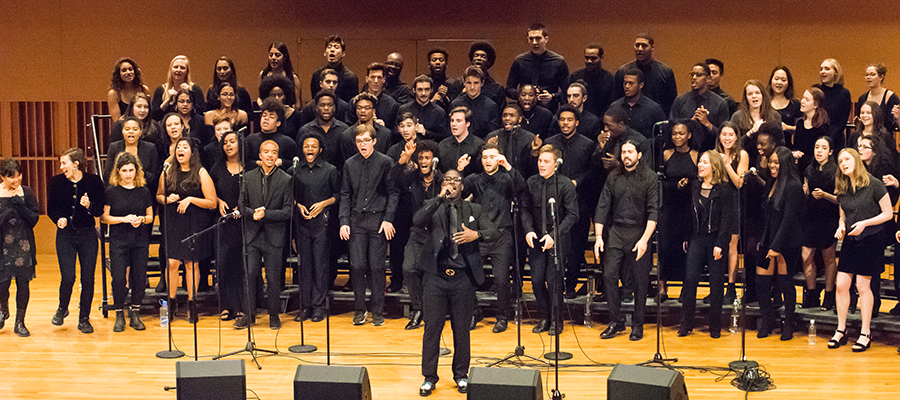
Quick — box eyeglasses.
[443,177,462,183]
[356,105,373,111]
[355,138,374,145]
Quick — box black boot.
[168,297,178,321]
[188,300,198,324]
[14,309,29,337]
[778,275,796,341]
[0,301,8,330]
[801,288,821,309]
[130,306,146,330]
[756,275,774,338]
[113,310,126,332]
[723,282,737,305]
[820,290,835,311]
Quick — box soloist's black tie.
[449,204,459,259]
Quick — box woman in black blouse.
[850,101,894,156]
[858,63,900,131]
[206,56,254,118]
[209,131,244,321]
[800,137,839,310]
[678,151,735,338]
[104,117,159,189]
[107,57,150,122]
[110,92,160,145]
[756,146,803,340]
[830,148,892,352]
[151,55,205,121]
[730,79,781,138]
[173,88,207,144]
[790,87,830,177]
[259,42,302,108]
[767,66,801,133]
[715,122,749,304]
[0,158,40,337]
[101,152,153,332]
[47,148,105,334]
[814,59,852,149]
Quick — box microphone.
[742,167,757,177]
[554,158,563,172]
[432,157,439,169]
[236,126,249,135]
[162,161,170,171]
[548,198,556,204]
[220,209,240,220]
[548,197,556,218]
[292,156,300,168]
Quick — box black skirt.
[837,235,884,277]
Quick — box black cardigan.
[47,173,105,230]
[759,180,804,253]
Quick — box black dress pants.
[681,233,726,332]
[482,229,513,320]
[349,212,387,314]
[109,241,148,310]
[602,225,651,326]
[421,270,475,385]
[245,239,284,318]
[56,228,98,319]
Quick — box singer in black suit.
[234,140,292,330]
[415,169,497,396]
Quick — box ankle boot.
[129,306,145,330]
[14,309,29,337]
[113,310,126,332]
[0,301,8,330]
[756,275,774,338]
[802,288,821,309]
[778,275,796,341]
[723,282,737,305]
[188,300,198,324]
[820,290,835,311]
[168,297,178,321]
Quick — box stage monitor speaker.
[467,366,543,400]
[294,365,371,400]
[175,359,246,400]
[607,364,688,400]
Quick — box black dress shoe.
[406,311,423,330]
[548,322,563,336]
[710,330,721,339]
[77,318,93,334]
[677,327,692,337]
[386,281,404,293]
[294,308,311,322]
[629,325,644,341]
[492,319,508,333]
[600,323,625,339]
[532,319,550,333]
[419,381,435,396]
[311,308,325,322]
[233,315,251,330]
[269,315,281,330]
[51,308,68,326]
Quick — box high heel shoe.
[852,332,871,353]
[827,329,847,349]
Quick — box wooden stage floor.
[2,255,899,399]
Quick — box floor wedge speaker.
[175,359,246,400]
[467,366,542,400]
[294,365,371,400]
[607,363,688,400]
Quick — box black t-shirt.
[837,174,888,240]
[105,185,152,245]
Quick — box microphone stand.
[213,129,278,369]
[730,168,758,374]
[545,196,567,400]
[181,220,224,361]
[489,197,551,368]
[289,158,317,354]
[157,162,185,359]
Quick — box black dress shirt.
[298,96,353,127]
[340,122,392,163]
[567,67,616,117]
[521,173,578,240]
[438,134,485,175]
[384,80,414,105]
[292,159,340,231]
[549,109,602,139]
[710,86,738,115]
[397,101,450,142]
[297,118,349,171]
[462,168,525,230]
[814,83,852,148]
[151,84,206,121]
[349,92,399,130]
[544,132,599,185]
[608,95,667,139]
[246,130,299,171]
[393,164,443,235]
[506,50,570,106]
[450,94,500,139]
[670,90,730,150]
[427,72,462,112]
[310,63,359,103]
[47,173,105,230]
[594,164,659,228]
[520,105,554,139]
[615,59,678,115]
[453,71,507,116]
[339,151,399,225]
[485,127,538,176]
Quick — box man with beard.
[521,145,578,335]
[450,66,500,139]
[459,41,506,111]
[415,168,496,396]
[614,33,678,115]
[517,83,554,139]
[393,139,442,329]
[426,48,461,112]
[438,107,484,176]
[383,52,414,105]
[670,63,730,151]
[486,104,538,176]
[506,23,569,111]
[340,125,399,326]
[351,63,399,129]
[594,139,658,341]
[299,69,353,126]
[566,43,615,117]
[456,143,525,333]
[292,132,340,322]
[298,90,350,170]
[342,92,392,159]
[397,75,450,142]
[310,35,359,103]
[549,82,602,138]
[607,69,667,139]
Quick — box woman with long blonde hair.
[152,55,206,121]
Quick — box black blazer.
[689,181,736,249]
[104,140,159,186]
[760,181,803,254]
[413,197,497,285]
[239,167,292,245]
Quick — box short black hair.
[298,131,327,154]
[557,104,581,121]
[705,58,725,75]
[352,92,378,108]
[319,68,338,81]
[604,107,628,125]
[624,68,644,84]
[366,62,386,77]
[325,35,345,51]
[503,103,523,116]
[468,42,496,69]
[756,121,785,145]
[585,42,604,58]
[692,62,712,76]
[315,89,336,104]
[636,32,655,46]
[528,23,548,37]
[260,97,286,123]
[413,140,439,162]
[413,74,433,89]
[427,48,449,62]
[0,157,21,177]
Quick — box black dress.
[659,150,696,281]
[801,162,839,248]
[791,121,830,178]
[161,172,212,261]
[775,99,802,128]
[0,187,39,282]
[210,162,243,313]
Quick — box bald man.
[383,52,415,105]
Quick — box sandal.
[852,332,871,353]
[220,310,235,321]
[827,329,847,349]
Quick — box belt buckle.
[444,269,456,277]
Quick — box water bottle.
[808,319,816,345]
[729,297,740,333]
[160,299,169,328]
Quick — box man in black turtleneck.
[310,35,359,103]
[397,75,450,142]
[614,33,678,115]
[567,43,616,117]
[506,23,569,111]
[486,104,538,177]
[426,48,461,112]
[517,83,554,139]
[383,52,414,105]
[457,41,506,112]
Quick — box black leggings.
[0,277,30,312]
[56,228,98,319]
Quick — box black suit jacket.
[413,197,497,285]
[240,166,292,245]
